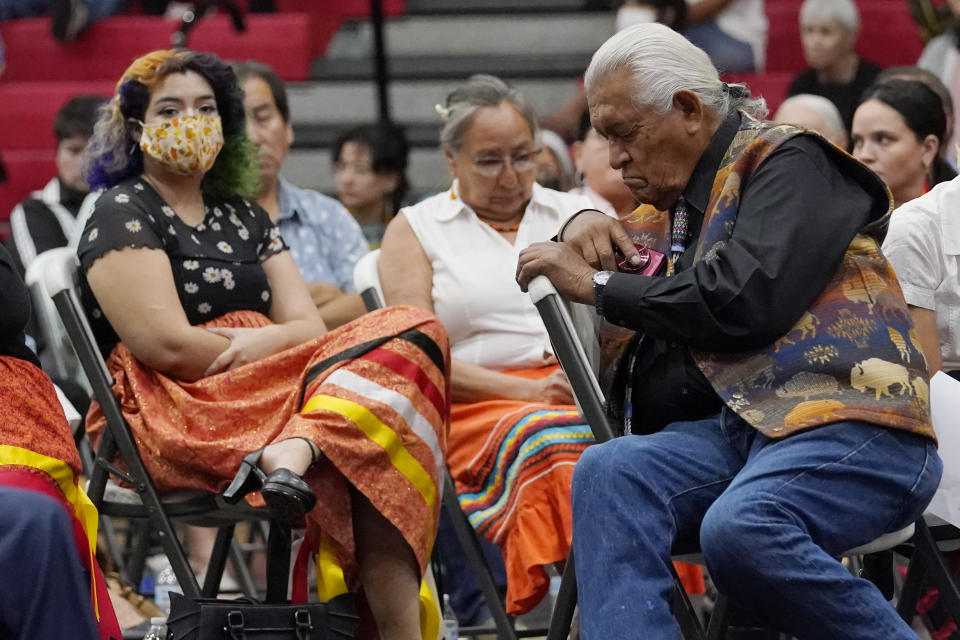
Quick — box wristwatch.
[592,270,614,317]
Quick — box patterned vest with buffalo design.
[617,114,935,440]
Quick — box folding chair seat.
[42,247,290,603]
[526,274,932,640]
[353,249,529,639]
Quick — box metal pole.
[370,0,391,124]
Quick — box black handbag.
[166,592,359,640]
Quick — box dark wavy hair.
[332,123,410,213]
[85,49,259,199]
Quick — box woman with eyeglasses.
[379,74,597,617]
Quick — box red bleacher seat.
[0,13,317,83]
[0,82,115,152]
[0,150,58,233]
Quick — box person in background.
[332,123,410,249]
[570,112,638,218]
[773,93,848,148]
[919,0,960,164]
[233,60,368,329]
[852,79,953,210]
[880,66,959,170]
[684,0,767,73]
[380,74,596,618]
[541,0,686,143]
[7,94,105,277]
[0,0,132,42]
[536,129,576,192]
[787,0,880,133]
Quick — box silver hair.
[775,94,846,141]
[799,0,859,33]
[584,22,767,120]
[436,74,540,153]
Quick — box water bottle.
[442,593,459,640]
[153,561,181,615]
[142,617,167,640]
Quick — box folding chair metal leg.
[912,519,960,621]
[228,537,259,598]
[121,519,152,589]
[441,474,517,640]
[545,552,577,640]
[202,526,235,597]
[705,593,731,640]
[671,563,706,640]
[265,521,291,603]
[896,551,926,622]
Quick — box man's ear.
[673,90,704,133]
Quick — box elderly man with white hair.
[516,23,940,639]
[774,93,848,148]
[787,0,880,132]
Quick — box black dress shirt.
[600,112,882,432]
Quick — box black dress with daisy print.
[77,177,288,356]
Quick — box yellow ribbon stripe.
[302,394,436,507]
[0,445,101,619]
[315,533,440,640]
[316,532,349,602]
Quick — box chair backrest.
[24,246,87,383]
[353,249,384,312]
[41,247,152,503]
[527,275,616,444]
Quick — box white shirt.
[403,181,593,370]
[918,33,960,165]
[883,176,960,370]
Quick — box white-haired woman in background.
[773,93,848,148]
[787,0,880,132]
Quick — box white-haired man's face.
[587,69,714,212]
[774,101,848,148]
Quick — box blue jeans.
[572,409,942,640]
[683,21,756,73]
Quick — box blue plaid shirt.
[275,178,369,292]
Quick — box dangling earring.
[128,140,138,156]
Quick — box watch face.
[593,270,613,287]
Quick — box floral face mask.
[139,114,224,176]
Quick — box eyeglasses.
[469,148,542,177]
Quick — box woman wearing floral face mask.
[79,49,450,640]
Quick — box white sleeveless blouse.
[403,181,593,370]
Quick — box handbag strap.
[224,608,315,640]
[226,611,246,640]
